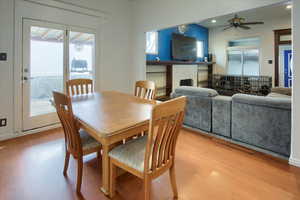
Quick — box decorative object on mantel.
[178,24,189,34]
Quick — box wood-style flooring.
[0,128,300,200]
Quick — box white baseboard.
[289,157,300,167]
[0,123,61,142]
[0,133,16,141]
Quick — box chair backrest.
[144,96,187,173]
[53,91,82,156]
[135,80,156,100]
[66,79,93,96]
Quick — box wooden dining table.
[71,91,155,195]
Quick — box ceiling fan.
[222,14,264,30]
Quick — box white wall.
[290,0,300,167]
[0,0,14,139]
[209,16,291,86]
[0,0,134,139]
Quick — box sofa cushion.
[174,86,218,97]
[232,94,291,110]
[212,96,232,137]
[231,101,291,156]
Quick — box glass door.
[22,19,66,131]
[22,20,96,131]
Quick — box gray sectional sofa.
[172,86,291,158]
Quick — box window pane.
[228,37,260,47]
[197,41,204,58]
[30,26,64,116]
[243,49,259,76]
[69,31,95,80]
[227,50,242,75]
[146,31,158,54]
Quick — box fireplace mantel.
[146,60,215,65]
[146,61,215,100]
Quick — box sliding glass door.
[22,19,96,131]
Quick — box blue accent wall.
[147,24,209,61]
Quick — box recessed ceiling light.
[286,4,292,9]
[211,19,217,23]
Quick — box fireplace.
[180,79,193,86]
[172,65,198,91]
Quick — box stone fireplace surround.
[172,65,198,92]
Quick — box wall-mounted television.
[172,33,197,61]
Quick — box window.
[146,31,158,54]
[227,38,260,76]
[197,41,204,58]
[227,49,260,76]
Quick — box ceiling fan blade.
[240,22,264,25]
[217,24,232,27]
[239,25,251,30]
[223,25,233,30]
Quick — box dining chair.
[66,79,93,96]
[109,96,187,200]
[135,80,156,100]
[53,91,102,193]
[127,80,157,141]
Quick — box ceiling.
[199,2,291,29]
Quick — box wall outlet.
[0,118,7,127]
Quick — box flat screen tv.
[172,33,197,61]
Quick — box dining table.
[71,91,155,195]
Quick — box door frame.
[22,19,68,131]
[22,19,98,131]
[14,0,103,134]
[274,28,292,86]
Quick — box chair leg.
[63,151,70,176]
[169,165,178,199]
[109,160,117,198]
[144,176,151,200]
[76,157,83,194]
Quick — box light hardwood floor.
[0,128,299,200]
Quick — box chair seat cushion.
[79,129,101,151]
[109,136,147,172]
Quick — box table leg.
[101,144,110,196]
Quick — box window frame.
[146,31,158,55]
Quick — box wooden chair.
[128,80,156,140]
[109,96,187,200]
[53,91,102,193]
[66,79,93,96]
[135,80,156,100]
